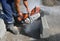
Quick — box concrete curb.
[0,18,6,39]
[40,15,50,38]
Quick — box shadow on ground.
[31,34,60,41]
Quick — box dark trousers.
[0,0,16,24]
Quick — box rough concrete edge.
[0,18,6,40]
[40,15,50,38]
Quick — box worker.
[0,0,30,34]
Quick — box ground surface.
[0,0,60,41]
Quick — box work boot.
[6,23,19,35]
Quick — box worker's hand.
[27,8,31,14]
[35,6,40,13]
[18,12,23,17]
[17,12,23,21]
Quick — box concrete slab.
[40,6,60,38]
[0,18,6,39]
[40,15,50,38]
